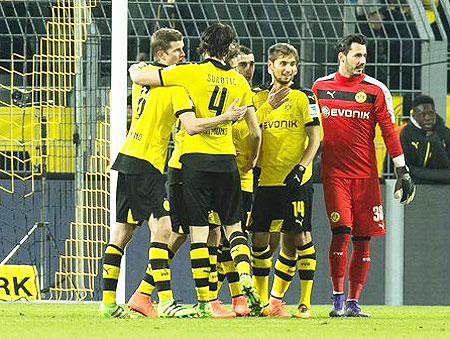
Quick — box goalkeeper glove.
[284,164,306,191]
[394,166,416,205]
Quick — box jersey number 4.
[208,86,228,116]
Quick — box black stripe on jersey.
[151,62,167,68]
[316,89,376,104]
[158,69,164,86]
[305,117,320,127]
[175,108,194,117]
[202,58,232,71]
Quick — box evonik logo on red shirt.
[321,106,370,120]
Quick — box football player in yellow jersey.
[161,46,257,318]
[129,23,263,317]
[204,44,258,317]
[162,120,238,319]
[101,28,245,319]
[228,44,256,85]
[248,43,321,318]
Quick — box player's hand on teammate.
[268,87,290,109]
[128,62,148,79]
[224,98,247,122]
[284,164,306,191]
[394,166,416,205]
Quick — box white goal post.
[110,0,128,304]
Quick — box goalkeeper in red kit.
[312,33,415,317]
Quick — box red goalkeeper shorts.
[323,176,386,237]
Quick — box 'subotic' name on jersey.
[160,59,254,157]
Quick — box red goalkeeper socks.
[329,232,351,294]
[348,237,371,301]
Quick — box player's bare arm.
[284,124,321,189]
[299,126,320,168]
[300,125,321,169]
[179,99,246,135]
[242,106,261,172]
[128,62,162,86]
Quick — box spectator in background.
[356,0,420,101]
[136,51,149,62]
[422,0,443,40]
[356,0,394,88]
[421,0,450,91]
[401,95,450,184]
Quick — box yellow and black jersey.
[232,89,261,193]
[170,106,258,192]
[232,119,253,192]
[254,88,320,186]
[168,119,185,170]
[252,89,269,123]
[159,58,253,171]
[169,114,256,192]
[112,63,194,174]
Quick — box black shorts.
[182,165,242,226]
[249,185,313,233]
[209,190,252,227]
[116,170,170,225]
[168,167,189,234]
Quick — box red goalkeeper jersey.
[313,72,403,178]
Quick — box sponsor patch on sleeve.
[309,104,320,118]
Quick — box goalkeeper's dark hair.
[336,33,367,55]
[198,22,235,59]
[151,28,183,59]
[267,43,299,63]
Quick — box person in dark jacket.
[400,95,450,184]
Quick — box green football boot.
[157,299,197,318]
[100,303,140,319]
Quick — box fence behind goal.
[0,0,447,301]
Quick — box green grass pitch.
[0,303,449,339]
